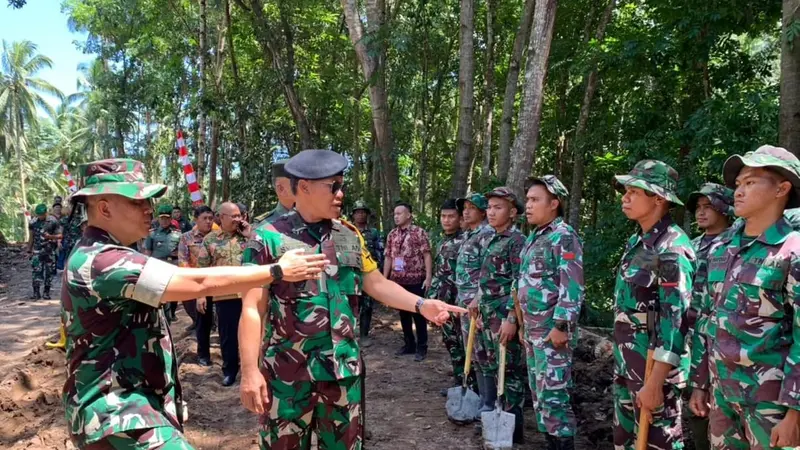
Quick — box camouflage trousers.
[473,303,526,410]
[31,253,56,290]
[523,330,577,437]
[82,426,194,450]
[442,308,466,378]
[613,376,683,450]
[259,376,362,450]
[358,294,373,337]
[709,387,787,450]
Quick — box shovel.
[446,315,481,424]
[481,343,515,450]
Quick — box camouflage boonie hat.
[723,145,800,208]
[457,192,488,212]
[687,183,734,217]
[157,204,173,217]
[614,159,683,206]
[34,204,47,215]
[485,186,524,212]
[526,175,569,202]
[352,200,371,215]
[71,158,167,201]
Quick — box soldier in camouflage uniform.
[516,175,583,450]
[612,160,696,450]
[144,204,183,322]
[429,198,467,395]
[253,159,294,227]
[684,182,734,450]
[238,149,466,450]
[60,204,85,255]
[688,145,800,449]
[27,203,61,299]
[61,158,326,450]
[351,200,384,346]
[470,187,526,443]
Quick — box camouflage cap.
[687,182,735,217]
[723,145,800,208]
[456,192,488,212]
[526,174,569,202]
[157,204,173,217]
[352,200,371,214]
[34,204,47,215]
[485,186,524,212]
[614,159,683,206]
[71,158,167,201]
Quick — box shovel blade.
[445,386,481,425]
[480,409,515,450]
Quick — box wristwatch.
[270,264,284,282]
[415,297,425,314]
[555,320,571,333]
[507,315,517,325]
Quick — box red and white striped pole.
[62,161,77,194]
[176,130,204,206]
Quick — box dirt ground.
[0,244,615,450]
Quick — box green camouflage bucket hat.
[457,192,488,212]
[614,159,683,206]
[72,158,167,201]
[526,174,569,202]
[352,200,371,215]
[34,204,47,215]
[157,204,173,217]
[485,186,524,212]
[687,183,735,217]
[723,144,800,209]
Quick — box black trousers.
[216,298,242,377]
[196,296,214,360]
[183,299,198,324]
[398,282,427,352]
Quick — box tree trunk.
[208,119,219,206]
[222,142,231,201]
[451,0,475,197]
[781,0,800,155]
[480,0,496,188]
[498,0,536,181]
[568,0,615,229]
[340,0,402,203]
[13,100,29,242]
[506,0,558,197]
[196,0,208,188]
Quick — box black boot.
[479,375,497,413]
[511,406,525,444]
[42,287,51,300]
[546,434,558,450]
[32,285,41,300]
[556,437,575,450]
[441,374,462,397]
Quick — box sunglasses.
[317,180,346,195]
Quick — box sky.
[0,0,89,106]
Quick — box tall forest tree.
[781,0,800,154]
[451,0,475,197]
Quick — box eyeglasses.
[318,180,346,195]
[221,213,242,219]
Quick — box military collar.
[285,210,334,239]
[739,216,794,246]
[491,225,517,238]
[535,216,563,236]
[84,225,122,245]
[637,214,674,248]
[443,230,463,240]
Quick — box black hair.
[440,198,460,214]
[395,201,413,214]
[525,178,563,216]
[172,206,182,211]
[194,205,213,218]
[290,177,300,195]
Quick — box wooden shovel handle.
[635,349,656,450]
[463,315,478,388]
[512,289,524,341]
[497,343,507,398]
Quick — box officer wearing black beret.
[239,149,467,449]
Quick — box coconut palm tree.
[0,40,62,241]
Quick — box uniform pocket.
[737,264,787,319]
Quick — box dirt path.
[0,245,614,450]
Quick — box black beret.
[285,149,348,180]
[272,160,289,179]
[441,198,460,212]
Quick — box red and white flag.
[176,130,204,206]
[62,161,77,193]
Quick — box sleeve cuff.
[132,257,178,307]
[553,307,578,324]
[654,348,681,368]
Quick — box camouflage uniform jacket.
[613,215,696,387]
[144,226,182,261]
[197,229,247,300]
[476,227,526,313]
[687,232,723,390]
[429,231,465,302]
[455,223,493,307]
[61,226,183,445]
[61,215,83,254]
[30,217,60,255]
[694,217,800,407]
[255,202,292,228]
[358,224,385,272]
[516,217,584,340]
[242,211,378,382]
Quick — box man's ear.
[777,180,792,199]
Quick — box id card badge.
[393,257,406,273]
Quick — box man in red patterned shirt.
[384,202,433,361]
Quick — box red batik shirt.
[385,224,431,285]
